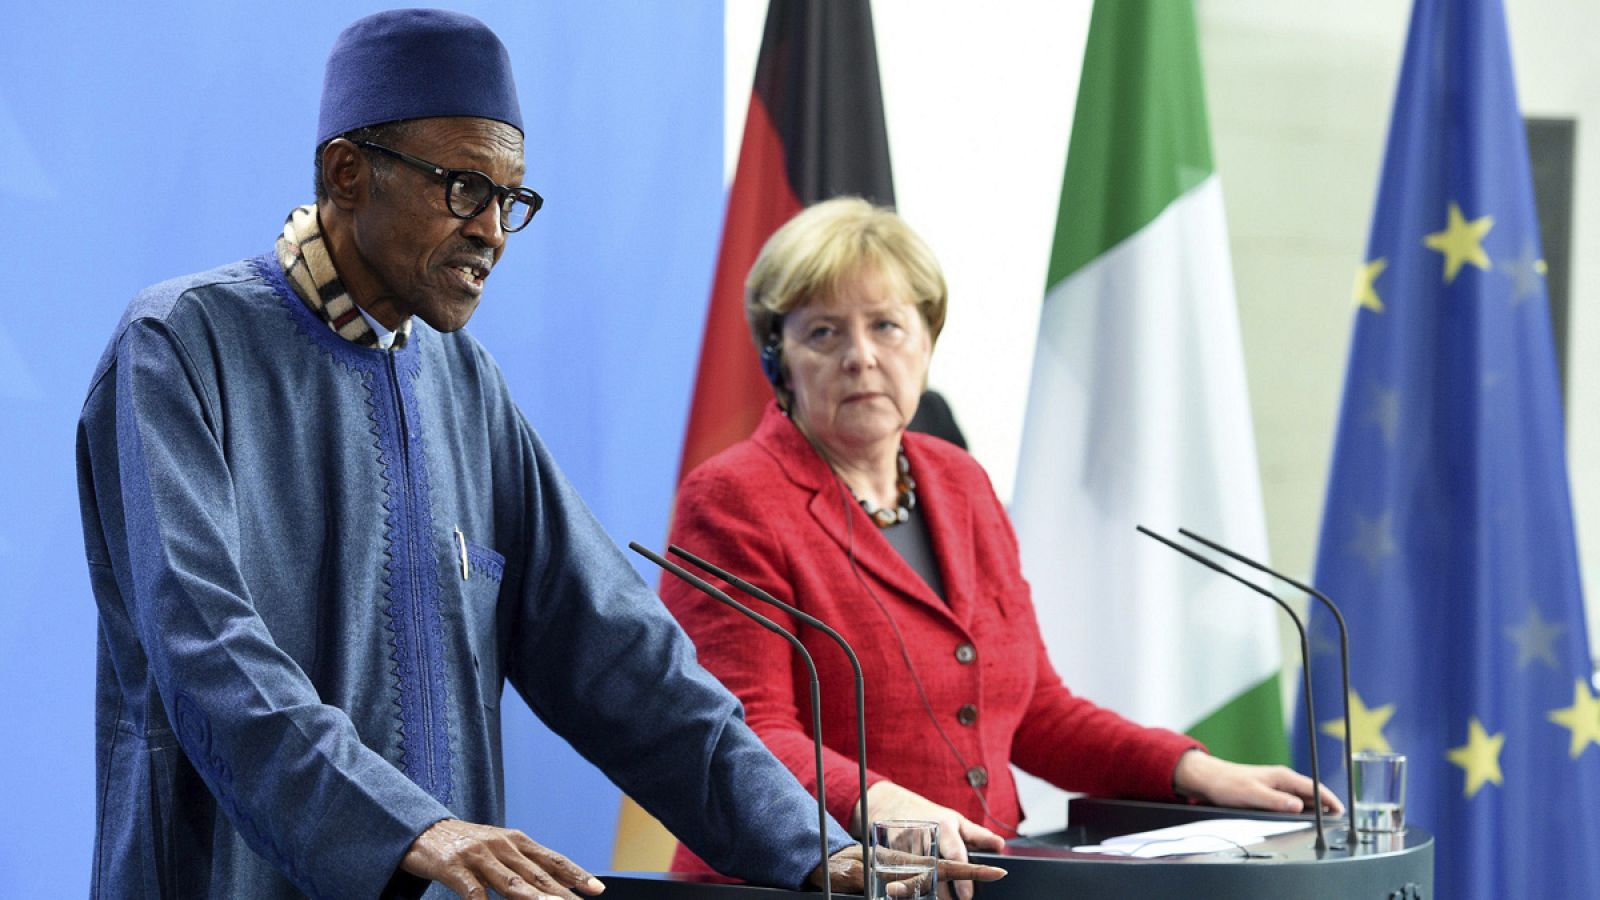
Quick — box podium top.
[598,799,1432,900]
[967,797,1432,900]
[1002,796,1428,863]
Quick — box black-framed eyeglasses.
[356,140,544,233]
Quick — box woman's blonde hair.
[745,198,948,402]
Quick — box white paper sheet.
[1072,818,1313,858]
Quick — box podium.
[600,797,1432,900]
[974,796,1432,899]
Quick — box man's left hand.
[807,845,1006,895]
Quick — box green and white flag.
[1011,0,1287,832]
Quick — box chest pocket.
[453,533,506,709]
[971,580,1039,700]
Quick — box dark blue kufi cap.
[317,8,523,145]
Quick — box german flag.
[613,0,894,871]
[675,0,896,481]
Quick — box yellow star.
[1366,384,1401,447]
[1548,679,1600,759]
[1353,258,1388,312]
[1321,690,1395,753]
[1422,202,1494,284]
[1446,717,1505,798]
[1505,604,1565,671]
[1502,241,1548,304]
[1348,512,1397,577]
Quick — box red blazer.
[665,404,1198,872]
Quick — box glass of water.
[870,819,938,900]
[1352,750,1407,836]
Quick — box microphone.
[1176,527,1356,844]
[1135,526,1329,856]
[667,544,871,885]
[628,542,835,900]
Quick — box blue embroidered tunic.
[77,254,850,898]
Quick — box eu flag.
[1302,0,1600,897]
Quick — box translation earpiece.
[759,340,783,387]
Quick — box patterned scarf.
[275,204,412,348]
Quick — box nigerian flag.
[1010,0,1288,832]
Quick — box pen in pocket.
[454,526,470,581]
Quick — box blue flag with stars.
[1301,0,1600,897]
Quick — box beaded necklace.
[849,448,916,528]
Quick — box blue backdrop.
[0,3,725,892]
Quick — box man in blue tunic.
[75,10,1003,899]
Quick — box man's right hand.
[401,818,606,900]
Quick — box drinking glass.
[869,819,938,900]
[1352,750,1407,836]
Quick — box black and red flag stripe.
[676,0,895,481]
[614,2,895,869]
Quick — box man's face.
[345,116,526,333]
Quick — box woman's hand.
[1172,750,1344,815]
[853,781,1006,900]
